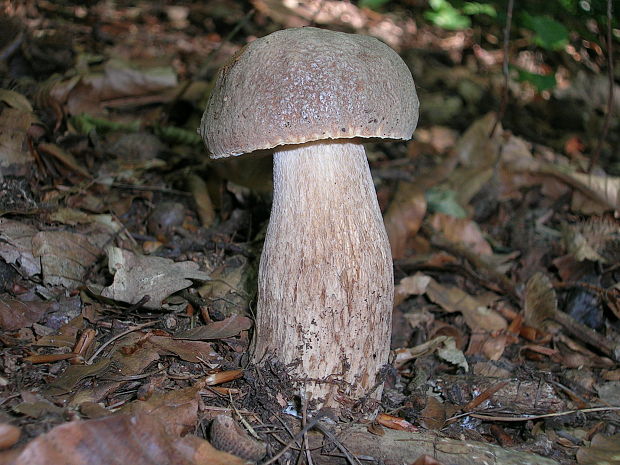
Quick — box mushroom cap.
[200,27,419,158]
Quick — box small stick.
[588,0,614,171]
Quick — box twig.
[228,392,262,441]
[448,406,620,423]
[262,410,331,465]
[490,0,514,137]
[588,0,614,171]
[86,320,157,365]
[301,394,314,465]
[312,422,362,465]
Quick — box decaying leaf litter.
[0,1,619,464]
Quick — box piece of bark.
[308,424,559,465]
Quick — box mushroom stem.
[253,140,393,409]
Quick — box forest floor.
[0,1,619,464]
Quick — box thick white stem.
[253,141,393,409]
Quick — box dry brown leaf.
[429,213,493,256]
[12,392,65,419]
[481,334,508,361]
[437,337,469,371]
[0,97,37,176]
[415,126,459,154]
[0,296,51,331]
[394,272,431,305]
[0,219,41,277]
[50,59,178,116]
[101,246,210,309]
[48,208,124,234]
[0,89,33,112]
[442,112,502,205]
[394,336,455,368]
[376,413,418,432]
[119,385,202,436]
[523,272,557,331]
[2,413,247,465]
[187,174,215,229]
[425,278,506,332]
[35,315,84,348]
[32,230,101,288]
[37,143,91,178]
[419,396,446,431]
[64,332,161,403]
[149,335,221,363]
[175,315,252,340]
[45,358,113,397]
[503,151,620,213]
[430,323,465,350]
[197,255,254,317]
[384,183,427,259]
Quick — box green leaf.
[514,66,557,92]
[359,0,391,10]
[426,188,468,218]
[425,8,471,30]
[522,14,569,50]
[462,2,496,17]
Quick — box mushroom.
[200,27,419,409]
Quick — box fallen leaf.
[50,58,178,116]
[37,143,91,178]
[149,335,221,363]
[187,174,215,228]
[35,315,84,348]
[376,413,417,432]
[394,273,432,306]
[69,332,161,404]
[13,393,65,419]
[0,100,37,176]
[45,358,113,396]
[0,89,33,112]
[429,213,493,256]
[394,336,448,368]
[481,334,508,361]
[419,396,446,430]
[0,219,41,276]
[523,272,557,331]
[119,385,202,436]
[2,413,246,465]
[175,315,253,340]
[425,278,506,332]
[0,296,51,331]
[197,255,253,317]
[384,182,427,259]
[437,337,469,371]
[32,231,101,288]
[101,246,210,309]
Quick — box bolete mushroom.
[200,27,418,409]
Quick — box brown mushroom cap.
[200,27,419,158]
